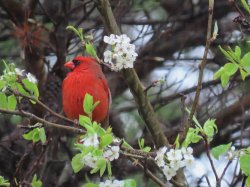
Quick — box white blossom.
[226,146,236,160]
[15,68,25,76]
[114,43,126,56]
[162,165,176,181]
[104,50,113,63]
[103,34,117,45]
[116,34,131,44]
[155,146,167,167]
[103,146,120,161]
[81,133,99,148]
[169,159,183,171]
[103,34,137,71]
[26,73,37,84]
[167,149,182,161]
[182,154,195,167]
[99,179,124,187]
[82,153,98,168]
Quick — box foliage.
[0,176,10,187]
[214,46,250,87]
[31,174,42,187]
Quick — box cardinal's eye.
[72,59,80,66]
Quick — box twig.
[218,160,232,184]
[204,138,219,185]
[205,175,212,187]
[129,157,168,187]
[0,108,85,134]
[10,83,74,124]
[184,0,215,140]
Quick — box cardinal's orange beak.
[64,61,75,70]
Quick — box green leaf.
[124,179,137,187]
[86,43,97,57]
[211,143,232,160]
[17,83,29,96]
[246,146,250,153]
[246,176,250,187]
[66,26,84,41]
[235,46,241,60]
[39,128,46,144]
[90,158,106,176]
[79,115,92,125]
[107,161,112,177]
[142,147,151,152]
[174,134,180,149]
[214,67,224,80]
[22,79,39,102]
[182,128,202,147]
[92,101,100,111]
[23,127,44,143]
[83,183,99,187]
[138,138,144,149]
[31,174,42,187]
[2,60,10,72]
[80,123,95,134]
[0,176,10,187]
[221,73,229,87]
[224,63,238,76]
[121,139,133,149]
[240,154,250,175]
[240,52,250,67]
[0,93,7,109]
[71,153,84,173]
[100,134,113,147]
[185,108,202,129]
[219,46,235,62]
[0,80,6,90]
[7,95,17,110]
[84,93,94,116]
[241,0,250,13]
[203,119,217,138]
[240,68,248,80]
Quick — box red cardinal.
[62,56,110,124]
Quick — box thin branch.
[204,138,219,184]
[219,160,232,184]
[129,157,168,187]
[184,0,215,140]
[0,108,85,134]
[18,92,74,124]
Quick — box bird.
[62,56,110,125]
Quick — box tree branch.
[0,108,84,134]
[96,0,169,148]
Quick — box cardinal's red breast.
[62,56,110,123]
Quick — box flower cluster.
[99,179,124,187]
[80,133,99,148]
[79,133,120,168]
[103,146,120,161]
[0,67,37,93]
[1,67,37,85]
[103,34,138,71]
[15,68,38,84]
[155,147,195,180]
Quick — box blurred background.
[0,0,250,186]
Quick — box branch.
[184,0,215,139]
[96,0,169,148]
[0,108,85,134]
[15,90,74,124]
